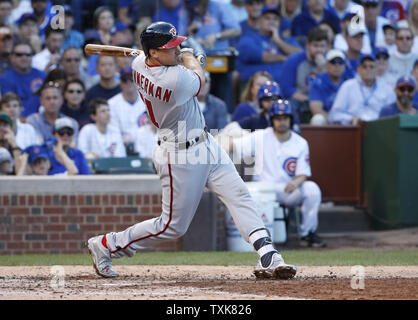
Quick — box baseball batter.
[87,22,297,280]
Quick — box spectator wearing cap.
[0,26,13,75]
[26,81,79,142]
[334,13,372,56]
[386,26,418,87]
[232,71,273,122]
[108,67,145,146]
[329,54,396,125]
[0,0,12,26]
[78,98,126,159]
[236,6,302,83]
[362,0,391,52]
[16,13,41,54]
[343,22,370,79]
[309,49,346,125]
[17,144,50,175]
[32,25,64,72]
[0,146,13,175]
[0,42,46,118]
[382,22,396,53]
[0,93,41,149]
[43,117,90,175]
[375,46,392,86]
[62,6,84,50]
[110,21,135,48]
[197,71,228,131]
[379,75,418,118]
[61,79,91,129]
[152,0,188,36]
[277,27,328,122]
[85,56,121,104]
[291,0,341,45]
[8,0,33,25]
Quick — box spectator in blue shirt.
[379,75,418,118]
[153,0,188,36]
[309,49,346,125]
[85,56,121,105]
[236,6,302,82]
[62,6,84,50]
[118,0,160,28]
[232,71,273,122]
[0,42,46,118]
[43,118,90,175]
[240,0,263,37]
[277,26,328,122]
[343,22,367,79]
[291,0,341,45]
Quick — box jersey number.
[139,92,159,128]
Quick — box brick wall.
[0,176,186,255]
[0,192,183,255]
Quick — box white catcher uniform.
[233,127,322,237]
[103,52,274,259]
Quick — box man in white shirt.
[329,54,396,124]
[78,98,126,159]
[133,114,158,159]
[386,26,417,88]
[233,100,326,247]
[108,67,146,146]
[32,25,64,72]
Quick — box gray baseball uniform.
[103,52,268,258]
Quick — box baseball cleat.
[299,232,327,248]
[254,252,297,280]
[87,235,118,278]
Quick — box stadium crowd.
[0,0,417,177]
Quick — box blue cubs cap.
[120,67,133,81]
[396,75,416,89]
[269,99,293,119]
[359,53,376,64]
[84,29,101,41]
[374,47,389,58]
[24,145,49,164]
[17,13,37,26]
[261,6,280,16]
[258,81,281,102]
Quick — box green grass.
[0,250,417,266]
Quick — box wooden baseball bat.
[84,44,143,58]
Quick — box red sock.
[101,235,108,248]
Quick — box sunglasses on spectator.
[329,58,345,65]
[398,86,414,93]
[57,128,74,136]
[67,89,83,94]
[13,52,32,57]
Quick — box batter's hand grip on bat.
[84,44,142,58]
